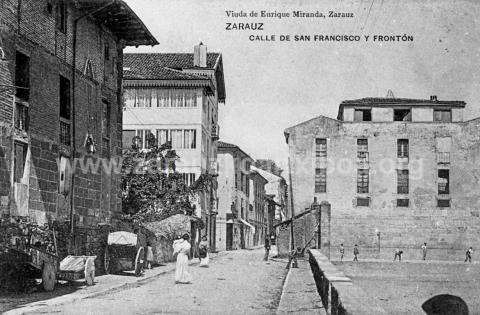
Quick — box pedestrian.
[465,247,473,263]
[422,243,427,260]
[353,244,359,261]
[264,234,270,261]
[339,244,345,262]
[199,236,209,267]
[146,241,154,269]
[394,248,403,261]
[173,233,192,284]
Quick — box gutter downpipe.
[69,1,116,246]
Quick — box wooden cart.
[104,231,145,276]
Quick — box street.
[25,248,289,314]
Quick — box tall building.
[248,169,268,246]
[216,141,256,251]
[284,95,480,259]
[0,0,156,254]
[122,43,226,250]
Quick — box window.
[315,168,327,193]
[183,129,196,149]
[136,89,151,108]
[397,139,409,158]
[59,76,71,119]
[397,169,409,194]
[357,138,368,161]
[15,51,30,101]
[434,109,452,122]
[235,172,238,189]
[356,197,370,207]
[124,89,136,107]
[14,142,27,183]
[397,199,409,207]
[315,138,327,158]
[170,129,183,149]
[357,169,369,193]
[354,109,371,122]
[58,155,71,194]
[438,169,450,194]
[157,129,170,146]
[122,130,135,149]
[437,199,450,208]
[102,100,110,138]
[15,102,29,131]
[56,1,67,33]
[181,173,196,186]
[135,130,153,149]
[393,109,412,121]
[60,121,71,146]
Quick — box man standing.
[264,235,270,261]
[422,243,427,260]
[394,248,403,261]
[339,244,345,262]
[353,244,359,262]
[465,247,473,263]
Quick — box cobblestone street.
[22,248,289,314]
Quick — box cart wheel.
[42,262,56,292]
[104,247,110,274]
[84,257,95,286]
[134,247,145,276]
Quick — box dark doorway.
[226,223,233,250]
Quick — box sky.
[124,0,480,170]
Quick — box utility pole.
[288,157,295,251]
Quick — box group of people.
[338,242,474,262]
[172,234,210,284]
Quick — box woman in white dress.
[173,233,192,284]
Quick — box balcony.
[437,152,450,165]
[211,124,219,140]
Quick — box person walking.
[264,235,271,261]
[353,244,359,261]
[465,247,473,263]
[339,244,345,262]
[173,233,192,284]
[146,242,154,269]
[199,236,209,267]
[422,243,427,260]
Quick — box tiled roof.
[217,141,252,160]
[217,141,237,148]
[340,97,465,107]
[123,53,220,80]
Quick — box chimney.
[430,95,437,101]
[193,42,207,67]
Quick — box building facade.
[216,141,255,251]
[122,44,225,250]
[0,0,156,258]
[248,169,267,247]
[285,95,480,259]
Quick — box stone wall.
[0,0,123,230]
[286,115,480,259]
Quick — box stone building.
[284,95,480,260]
[122,43,226,250]
[0,0,156,256]
[248,169,268,246]
[216,141,256,251]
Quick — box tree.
[121,134,214,224]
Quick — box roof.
[248,170,268,184]
[338,96,466,120]
[123,53,226,101]
[75,1,158,47]
[250,166,285,183]
[217,141,253,160]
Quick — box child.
[465,247,473,263]
[339,244,345,262]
